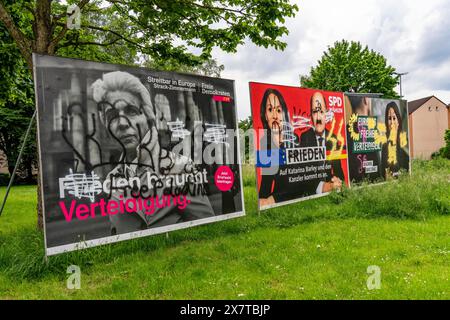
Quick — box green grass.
[0,159,449,299]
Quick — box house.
[408,96,450,159]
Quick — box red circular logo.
[214,166,234,192]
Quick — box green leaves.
[112,0,298,66]
[301,40,400,99]
[435,129,450,160]
[144,57,224,78]
[0,0,299,182]
[1,0,298,68]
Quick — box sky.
[211,0,450,120]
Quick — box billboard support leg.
[0,109,37,217]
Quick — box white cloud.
[212,0,450,119]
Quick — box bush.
[441,129,450,159]
[333,159,450,219]
[434,129,450,159]
[431,151,441,159]
[0,173,10,186]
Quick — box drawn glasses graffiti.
[249,83,410,212]
[33,54,245,256]
[249,82,349,210]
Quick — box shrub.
[440,129,450,159]
[0,173,10,186]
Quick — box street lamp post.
[394,72,408,98]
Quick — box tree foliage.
[0,0,299,69]
[238,116,253,163]
[436,129,450,159]
[0,0,298,224]
[0,0,140,184]
[0,1,36,182]
[238,116,253,132]
[301,40,400,98]
[144,57,225,78]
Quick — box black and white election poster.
[33,54,245,256]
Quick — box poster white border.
[32,54,246,257]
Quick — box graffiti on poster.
[33,54,245,255]
[249,82,349,210]
[345,94,410,184]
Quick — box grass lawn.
[0,159,449,299]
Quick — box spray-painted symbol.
[204,123,228,145]
[59,169,102,202]
[167,119,191,141]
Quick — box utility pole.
[394,72,408,98]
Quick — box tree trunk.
[7,165,14,178]
[33,0,51,54]
[33,1,52,231]
[23,156,34,184]
[1,0,90,230]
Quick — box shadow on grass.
[0,159,448,281]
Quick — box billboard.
[344,94,410,185]
[249,82,349,210]
[33,54,245,256]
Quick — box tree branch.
[84,24,144,48]
[48,0,90,53]
[23,4,36,17]
[58,37,123,48]
[54,22,145,51]
[190,1,255,18]
[111,1,160,38]
[0,0,33,68]
[52,1,102,22]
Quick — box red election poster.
[249,82,349,210]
